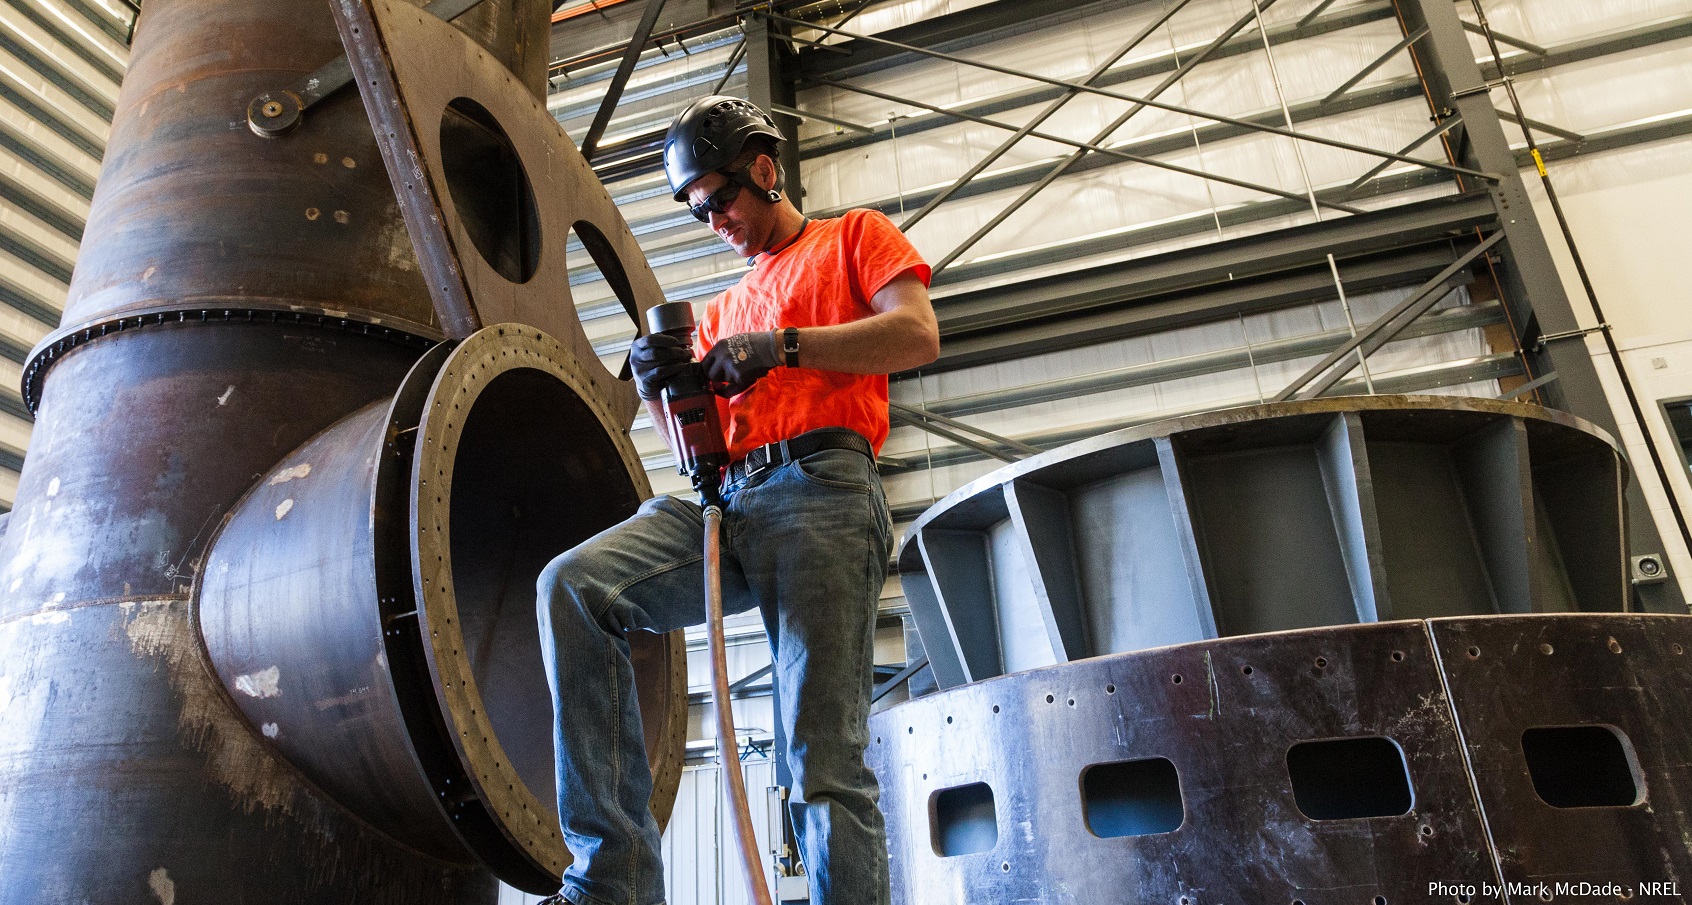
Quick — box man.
[536,95,938,905]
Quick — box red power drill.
[646,301,730,506]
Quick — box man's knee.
[537,547,595,623]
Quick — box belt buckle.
[745,438,792,485]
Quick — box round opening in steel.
[409,325,685,888]
[439,96,541,283]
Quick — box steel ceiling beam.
[792,0,1151,84]
[897,0,1195,233]
[926,242,1467,374]
[1274,231,1503,401]
[801,12,1692,158]
[579,0,669,162]
[760,9,1497,182]
[934,191,1495,338]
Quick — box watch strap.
[782,327,800,367]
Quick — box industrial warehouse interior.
[1,0,1691,903]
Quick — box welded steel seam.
[21,302,444,412]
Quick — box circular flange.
[407,322,682,889]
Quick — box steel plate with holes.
[872,621,1497,904]
[1430,615,1692,894]
[332,0,664,369]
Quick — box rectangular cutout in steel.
[1287,736,1413,820]
[931,782,998,857]
[1522,725,1643,808]
[1082,757,1184,838]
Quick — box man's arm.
[791,272,939,374]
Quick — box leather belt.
[724,427,874,490]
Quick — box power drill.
[646,301,730,507]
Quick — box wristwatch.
[782,327,800,368]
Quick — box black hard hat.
[663,95,785,201]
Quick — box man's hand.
[702,330,781,397]
[629,332,693,400]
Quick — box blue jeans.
[536,446,894,905]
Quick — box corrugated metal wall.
[0,0,130,511]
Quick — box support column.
[1397,0,1685,612]
[744,14,802,211]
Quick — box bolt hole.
[1045,694,1055,704]
[907,726,913,734]
[1171,674,1183,685]
[1672,643,1684,655]
[946,716,953,724]
[1419,824,1433,837]
[1106,684,1116,694]
[1314,657,1328,669]
[1067,698,1076,706]
[1377,897,1389,905]
[1390,650,1405,662]
[1241,665,1254,675]
[1000,861,1010,872]
[1540,643,1554,655]
[992,705,1000,714]
[1467,646,1481,659]
[1608,638,1623,654]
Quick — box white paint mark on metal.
[148,867,175,905]
[50,592,64,604]
[275,499,294,520]
[31,611,69,625]
[262,722,280,739]
[234,666,282,699]
[268,464,312,486]
[217,385,235,406]
[46,477,59,496]
[7,578,18,593]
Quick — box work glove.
[702,330,781,397]
[629,332,694,401]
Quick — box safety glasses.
[687,179,744,223]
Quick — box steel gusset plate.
[872,621,1497,904]
[331,0,664,404]
[199,326,686,893]
[1429,615,1692,896]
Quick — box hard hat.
[663,95,786,201]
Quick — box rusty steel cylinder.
[0,0,662,902]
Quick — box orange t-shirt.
[697,209,930,462]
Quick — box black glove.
[702,330,781,397]
[629,332,693,401]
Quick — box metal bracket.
[1452,76,1512,100]
[1534,324,1609,352]
[247,0,488,138]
